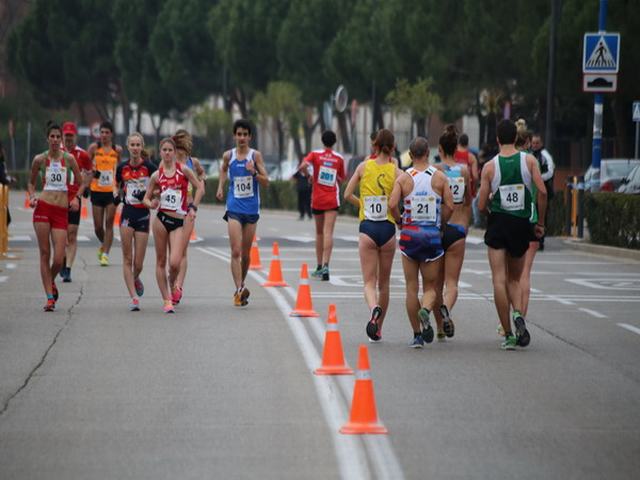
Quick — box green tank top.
[489,152,532,219]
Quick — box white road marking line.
[579,308,608,319]
[8,235,31,241]
[530,288,542,293]
[198,246,404,480]
[282,235,315,243]
[465,236,484,245]
[5,263,17,270]
[189,236,204,244]
[566,278,640,291]
[547,295,576,306]
[0,276,8,283]
[618,323,640,336]
[77,235,91,242]
[336,235,360,242]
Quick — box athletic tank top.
[185,157,195,197]
[41,151,71,192]
[402,166,441,228]
[442,163,466,205]
[359,159,396,223]
[91,146,119,192]
[454,149,471,168]
[226,148,260,215]
[158,162,189,214]
[489,152,533,219]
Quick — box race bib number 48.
[411,195,437,222]
[318,165,337,187]
[364,195,388,221]
[234,176,254,198]
[126,179,147,205]
[499,184,525,211]
[160,188,182,211]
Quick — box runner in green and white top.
[478,119,547,351]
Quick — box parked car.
[617,164,640,194]
[584,159,640,192]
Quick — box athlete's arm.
[251,151,270,188]
[478,161,494,213]
[435,171,454,225]
[183,165,204,215]
[143,172,160,210]
[216,152,230,202]
[343,162,364,208]
[527,154,548,238]
[462,165,472,206]
[469,152,479,186]
[389,174,406,225]
[67,154,82,211]
[28,154,44,207]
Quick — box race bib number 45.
[318,165,337,187]
[364,195,388,221]
[411,195,437,222]
[234,176,254,198]
[160,188,182,211]
[499,184,525,211]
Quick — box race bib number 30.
[45,164,67,191]
[234,176,254,198]
[160,188,182,211]
[99,170,113,187]
[449,177,465,203]
[411,195,437,222]
[499,184,525,211]
[318,165,337,187]
[364,195,388,221]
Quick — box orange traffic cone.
[24,192,30,208]
[262,242,288,287]
[113,205,121,226]
[190,227,198,242]
[314,305,353,375]
[340,345,388,434]
[290,263,319,317]
[249,235,262,270]
[81,200,88,219]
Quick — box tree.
[193,106,232,158]
[386,78,442,137]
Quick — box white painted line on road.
[0,276,8,283]
[5,263,17,270]
[198,246,404,480]
[530,288,542,293]
[617,323,640,336]
[466,236,484,245]
[8,235,31,241]
[77,235,91,242]
[547,295,576,306]
[579,308,607,319]
[566,278,640,291]
[282,235,315,243]
[336,235,360,242]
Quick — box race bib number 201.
[317,165,337,187]
[499,184,525,211]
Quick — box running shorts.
[91,190,115,207]
[224,211,259,225]
[33,200,68,230]
[399,224,443,263]
[484,212,533,258]
[121,205,151,233]
[442,223,467,251]
[359,220,396,248]
[157,211,184,233]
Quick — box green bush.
[584,193,640,249]
[545,193,567,236]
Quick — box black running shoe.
[51,282,59,302]
[366,305,383,340]
[513,314,530,347]
[418,308,434,343]
[439,304,455,338]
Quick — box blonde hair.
[173,129,193,156]
[515,119,531,149]
[159,137,176,150]
[127,132,145,146]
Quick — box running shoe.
[501,334,517,351]
[134,277,144,297]
[60,267,71,283]
[366,305,383,340]
[321,265,330,281]
[99,252,109,267]
[51,282,59,302]
[439,304,455,338]
[368,332,382,343]
[240,286,250,306]
[513,313,531,347]
[418,308,434,343]
[311,266,323,278]
[163,301,175,314]
[171,286,183,305]
[129,298,140,312]
[496,324,505,337]
[233,290,244,307]
[437,332,446,342]
[43,299,56,312]
[409,335,424,348]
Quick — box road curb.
[564,239,640,261]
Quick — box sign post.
[633,101,640,159]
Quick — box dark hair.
[369,131,378,141]
[515,128,532,149]
[459,133,469,147]
[233,119,252,135]
[532,133,543,141]
[173,128,193,155]
[321,130,337,147]
[100,121,114,133]
[439,124,458,156]
[374,128,395,155]
[497,119,517,145]
[409,137,429,159]
[46,121,61,136]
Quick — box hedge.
[584,193,640,249]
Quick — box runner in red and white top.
[454,133,479,197]
[296,130,345,281]
[60,121,91,283]
[143,137,203,313]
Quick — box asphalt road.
[1,194,639,479]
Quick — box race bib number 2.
[411,195,437,222]
[449,177,465,203]
[499,184,525,211]
[234,176,254,198]
[364,195,388,221]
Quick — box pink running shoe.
[171,286,183,305]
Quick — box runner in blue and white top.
[390,136,454,349]
[216,119,269,307]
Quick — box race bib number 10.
[499,184,525,211]
[364,195,388,221]
[411,195,437,222]
[234,176,254,198]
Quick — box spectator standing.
[531,134,555,250]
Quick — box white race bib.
[449,177,465,204]
[98,169,113,187]
[45,164,67,191]
[364,195,388,221]
[411,195,437,222]
[160,188,182,211]
[125,178,147,205]
[233,176,254,198]
[317,165,337,187]
[499,184,525,211]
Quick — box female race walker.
[433,125,472,340]
[28,122,82,311]
[390,137,454,348]
[116,133,156,311]
[172,129,206,305]
[143,138,203,313]
[344,129,402,342]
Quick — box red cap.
[62,122,77,135]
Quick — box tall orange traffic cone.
[81,200,88,219]
[262,242,288,287]
[340,345,388,434]
[190,227,198,241]
[249,235,262,270]
[113,205,121,226]
[314,305,353,375]
[290,263,319,317]
[24,192,30,208]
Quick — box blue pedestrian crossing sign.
[633,102,640,123]
[583,33,620,73]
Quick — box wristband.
[252,171,258,178]
[536,223,545,228]
[188,202,198,212]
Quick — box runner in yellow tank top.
[344,129,403,342]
